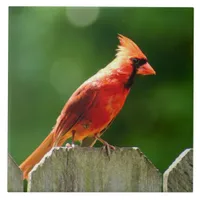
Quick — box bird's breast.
[88,81,129,128]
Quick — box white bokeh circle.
[66,7,100,27]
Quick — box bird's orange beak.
[137,62,156,75]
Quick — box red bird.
[20,34,156,180]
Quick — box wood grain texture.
[28,147,162,192]
[163,148,193,192]
[8,154,23,192]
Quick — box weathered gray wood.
[8,154,23,192]
[28,147,162,192]
[163,148,193,192]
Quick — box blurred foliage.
[8,7,193,172]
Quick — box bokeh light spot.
[66,7,100,27]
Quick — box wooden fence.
[8,147,193,192]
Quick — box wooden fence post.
[28,147,162,192]
[163,148,193,192]
[8,154,23,192]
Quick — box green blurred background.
[8,7,193,173]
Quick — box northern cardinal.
[20,34,156,180]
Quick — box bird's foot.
[101,142,115,158]
[106,143,116,150]
[65,143,77,149]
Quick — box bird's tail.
[19,131,55,180]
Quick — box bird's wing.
[53,83,98,138]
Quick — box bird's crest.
[116,34,146,59]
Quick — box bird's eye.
[132,58,139,64]
[131,58,147,68]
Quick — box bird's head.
[116,34,156,75]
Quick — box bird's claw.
[65,143,77,150]
[101,142,115,158]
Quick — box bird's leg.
[95,135,115,157]
[95,136,115,150]
[71,130,75,148]
[65,130,76,149]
